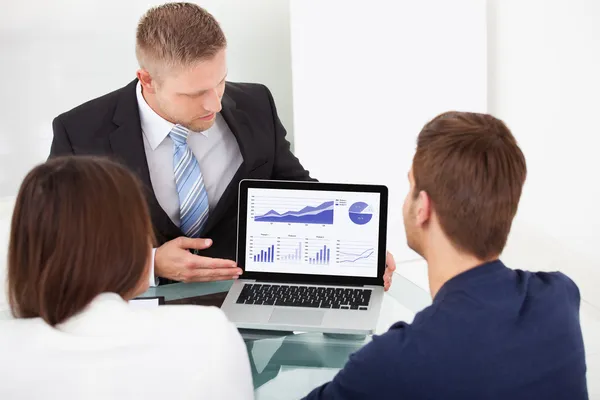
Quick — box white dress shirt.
[136,82,243,286]
[137,82,242,221]
[0,293,254,400]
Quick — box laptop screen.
[244,187,381,278]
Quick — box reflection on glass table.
[141,272,431,400]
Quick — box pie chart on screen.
[349,202,373,225]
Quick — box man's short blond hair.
[135,2,226,76]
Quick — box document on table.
[128,297,163,309]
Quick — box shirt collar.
[433,259,508,304]
[136,81,208,151]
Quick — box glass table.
[141,273,431,399]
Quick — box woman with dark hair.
[0,156,253,399]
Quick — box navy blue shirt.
[304,260,588,399]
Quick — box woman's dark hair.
[8,156,155,326]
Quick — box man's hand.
[155,237,242,283]
[384,251,396,291]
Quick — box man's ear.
[136,69,157,94]
[416,190,432,227]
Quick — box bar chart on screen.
[304,237,332,265]
[279,237,303,263]
[248,236,277,263]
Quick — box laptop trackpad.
[269,308,325,326]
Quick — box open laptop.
[221,179,388,335]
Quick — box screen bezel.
[237,179,388,286]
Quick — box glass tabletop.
[142,273,431,399]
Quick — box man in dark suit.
[49,2,397,288]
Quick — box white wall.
[290,0,487,274]
[488,0,600,309]
[290,0,600,306]
[0,0,294,198]
[0,197,13,317]
[208,0,295,147]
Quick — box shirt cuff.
[149,248,159,287]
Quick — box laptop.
[221,179,388,335]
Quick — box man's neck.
[140,85,176,125]
[424,240,495,299]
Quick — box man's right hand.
[154,237,243,283]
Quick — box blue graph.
[339,248,375,263]
[309,244,331,265]
[253,244,275,263]
[281,242,302,262]
[349,202,373,225]
[255,200,334,224]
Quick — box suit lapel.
[202,89,258,235]
[109,80,183,242]
[108,81,259,240]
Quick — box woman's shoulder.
[151,304,228,322]
[145,305,235,337]
[144,305,245,364]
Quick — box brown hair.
[413,111,527,259]
[7,156,155,326]
[136,2,227,75]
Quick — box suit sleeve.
[263,85,316,182]
[48,116,74,158]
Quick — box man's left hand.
[384,251,396,291]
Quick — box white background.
[290,0,488,265]
[488,0,600,309]
[290,0,600,313]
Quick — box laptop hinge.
[246,278,365,287]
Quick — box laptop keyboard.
[236,284,372,310]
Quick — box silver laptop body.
[221,180,389,335]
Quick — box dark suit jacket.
[50,79,313,263]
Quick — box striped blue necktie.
[169,125,209,237]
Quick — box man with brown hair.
[304,112,588,399]
[49,2,396,288]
